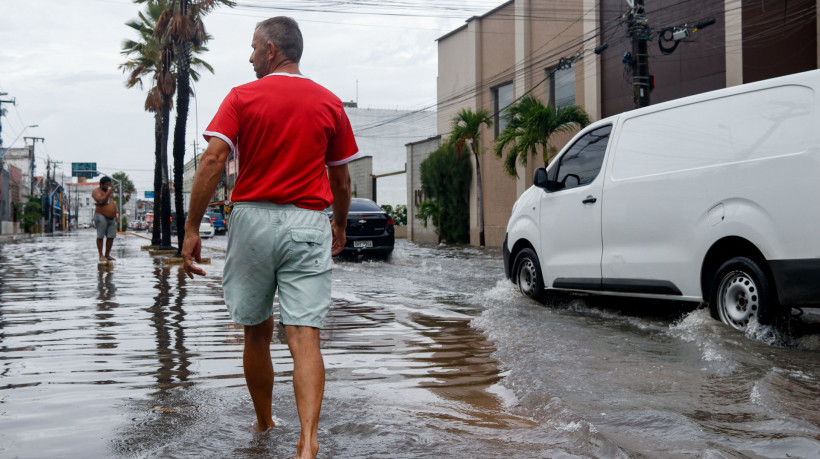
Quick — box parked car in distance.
[199,215,215,239]
[206,212,227,235]
[504,69,820,332]
[328,198,394,260]
[170,211,187,235]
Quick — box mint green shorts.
[223,202,333,328]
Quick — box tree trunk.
[160,93,173,249]
[473,149,485,247]
[151,112,162,246]
[172,39,192,255]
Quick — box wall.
[406,136,441,243]
[742,0,817,83]
[3,146,33,196]
[599,0,727,117]
[348,156,373,201]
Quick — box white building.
[65,181,98,228]
[344,103,436,206]
[3,146,35,196]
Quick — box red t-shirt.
[204,73,360,210]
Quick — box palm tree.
[149,0,234,253]
[122,0,218,249]
[120,0,174,248]
[450,108,492,247]
[494,95,590,177]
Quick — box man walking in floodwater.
[92,176,117,262]
[181,16,357,459]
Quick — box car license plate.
[354,240,373,248]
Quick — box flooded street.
[1,231,819,458]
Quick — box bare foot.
[252,420,275,432]
[295,437,319,459]
[106,255,116,261]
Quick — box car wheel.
[513,248,546,302]
[709,256,780,331]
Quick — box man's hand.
[331,220,346,255]
[182,229,205,278]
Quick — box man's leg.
[96,238,104,259]
[285,325,324,459]
[244,316,275,431]
[105,219,116,260]
[104,238,115,259]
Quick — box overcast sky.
[0,0,499,194]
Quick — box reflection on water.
[0,233,818,458]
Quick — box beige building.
[436,0,598,247]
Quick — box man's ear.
[266,41,277,62]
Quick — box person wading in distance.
[181,16,358,459]
[92,176,118,262]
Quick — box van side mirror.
[533,168,551,189]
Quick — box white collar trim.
[263,72,309,79]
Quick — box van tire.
[709,256,779,331]
[514,248,546,302]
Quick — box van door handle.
[582,196,597,204]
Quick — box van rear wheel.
[709,256,778,331]
[514,248,546,302]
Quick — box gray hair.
[256,17,303,63]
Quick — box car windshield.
[348,199,382,212]
[202,217,211,224]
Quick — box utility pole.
[45,158,51,233]
[24,137,44,195]
[0,94,16,150]
[628,0,651,108]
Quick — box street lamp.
[0,124,38,159]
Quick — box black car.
[328,198,394,260]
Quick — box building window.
[493,82,514,138]
[86,197,90,206]
[548,64,575,108]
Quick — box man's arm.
[328,163,351,255]
[92,187,113,205]
[182,137,231,277]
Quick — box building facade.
[434,0,820,247]
[405,136,442,243]
[66,181,98,229]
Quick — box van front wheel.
[514,248,546,302]
[709,257,777,331]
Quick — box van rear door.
[538,125,612,290]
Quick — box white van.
[503,70,820,331]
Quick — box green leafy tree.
[416,200,442,243]
[14,196,42,233]
[450,108,492,247]
[111,171,137,212]
[419,142,472,243]
[393,204,407,226]
[380,204,407,226]
[494,95,590,177]
[145,0,234,252]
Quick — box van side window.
[555,125,611,190]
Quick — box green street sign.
[71,162,97,178]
